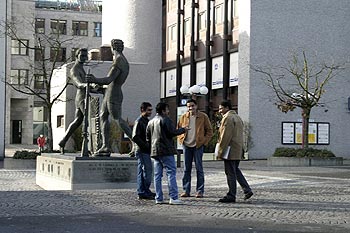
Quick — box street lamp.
[180,85,208,96]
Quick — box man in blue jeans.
[146,102,189,205]
[177,99,213,198]
[132,102,155,200]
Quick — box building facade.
[3,0,102,147]
[161,0,350,159]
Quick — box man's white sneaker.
[155,200,165,204]
[169,199,183,205]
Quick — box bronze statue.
[58,48,90,154]
[87,39,132,156]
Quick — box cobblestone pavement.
[0,160,349,232]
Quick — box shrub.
[13,150,40,159]
[273,147,335,158]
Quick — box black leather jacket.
[146,114,186,157]
[132,115,150,154]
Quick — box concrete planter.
[267,156,343,167]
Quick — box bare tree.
[252,51,343,148]
[0,17,75,151]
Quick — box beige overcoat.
[217,110,244,160]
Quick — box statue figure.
[87,39,132,156]
[58,48,90,154]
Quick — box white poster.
[212,56,223,89]
[196,61,206,86]
[165,69,176,97]
[318,123,330,144]
[229,52,239,87]
[282,123,294,144]
[182,65,190,88]
[160,71,165,98]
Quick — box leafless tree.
[252,51,344,148]
[0,17,76,151]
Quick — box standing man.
[132,102,155,200]
[146,102,188,205]
[58,48,89,154]
[87,39,131,156]
[216,100,253,203]
[177,99,213,198]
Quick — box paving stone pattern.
[0,160,349,232]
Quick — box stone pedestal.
[36,154,137,190]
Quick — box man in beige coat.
[216,100,253,203]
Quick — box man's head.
[39,134,43,138]
[156,102,169,116]
[140,102,152,118]
[75,48,88,63]
[186,99,198,116]
[111,39,124,52]
[219,100,232,115]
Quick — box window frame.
[50,19,67,35]
[10,69,29,85]
[11,39,29,55]
[35,18,45,34]
[72,21,88,36]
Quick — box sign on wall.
[282,122,330,145]
[212,56,223,89]
[229,52,239,87]
[165,69,176,97]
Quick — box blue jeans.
[224,160,252,199]
[136,151,153,196]
[182,145,204,195]
[153,155,179,201]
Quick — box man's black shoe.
[138,195,155,200]
[218,196,236,203]
[244,191,253,200]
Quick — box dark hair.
[75,48,88,58]
[156,102,169,114]
[111,39,124,51]
[186,99,197,105]
[140,102,152,112]
[220,100,232,110]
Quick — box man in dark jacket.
[132,102,155,200]
[146,102,188,205]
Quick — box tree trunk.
[46,107,53,152]
[301,108,310,149]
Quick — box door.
[12,120,22,144]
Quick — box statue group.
[58,39,132,157]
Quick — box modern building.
[3,0,102,148]
[0,1,7,159]
[160,0,350,159]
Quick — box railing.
[35,0,102,13]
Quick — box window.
[50,19,67,34]
[10,69,29,85]
[215,4,224,24]
[57,115,64,128]
[35,18,45,33]
[184,18,191,36]
[34,75,45,89]
[71,48,79,61]
[11,39,29,55]
[94,22,102,37]
[169,24,176,41]
[35,47,45,61]
[72,21,88,36]
[234,0,239,17]
[50,47,66,62]
[198,12,206,30]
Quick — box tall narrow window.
[184,18,191,36]
[215,4,224,24]
[11,39,29,55]
[72,21,88,36]
[50,47,66,62]
[10,69,29,85]
[57,115,64,128]
[198,12,206,30]
[35,47,45,61]
[71,48,79,61]
[34,75,45,89]
[50,19,67,34]
[35,18,45,34]
[94,22,102,37]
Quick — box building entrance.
[12,120,22,144]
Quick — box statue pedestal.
[36,154,137,190]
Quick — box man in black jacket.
[146,102,188,205]
[132,102,155,200]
